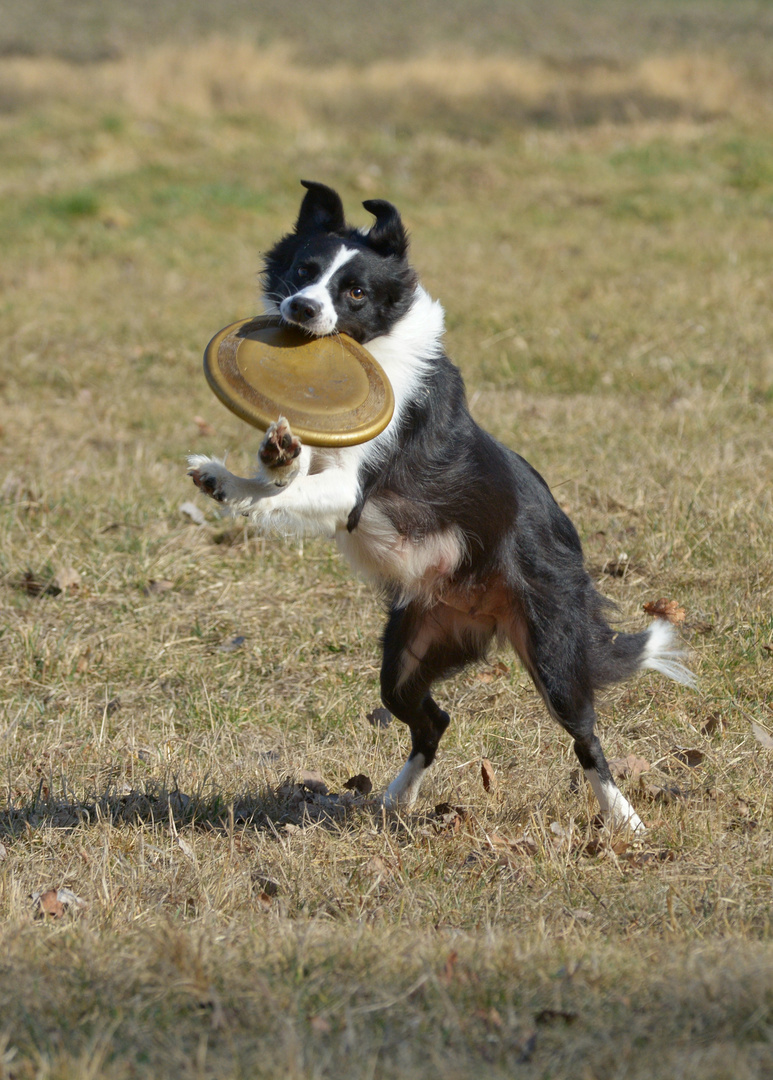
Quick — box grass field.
[1,3,773,1076]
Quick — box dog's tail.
[639,618,696,687]
[594,617,696,690]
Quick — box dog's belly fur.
[336,498,466,604]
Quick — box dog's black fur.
[189,181,693,828]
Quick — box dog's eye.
[349,286,365,301]
[296,266,310,280]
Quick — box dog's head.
[262,181,418,343]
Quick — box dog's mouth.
[278,296,338,338]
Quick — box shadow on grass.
[0,777,426,840]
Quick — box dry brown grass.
[0,40,768,129]
[1,12,773,1077]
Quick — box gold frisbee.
[203,316,394,447]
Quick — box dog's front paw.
[259,416,302,469]
[187,455,230,503]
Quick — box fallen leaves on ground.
[53,566,81,593]
[274,770,372,822]
[672,747,706,768]
[343,773,373,795]
[535,1009,577,1025]
[641,780,692,803]
[702,713,727,736]
[433,803,469,833]
[300,770,328,795]
[485,830,538,862]
[481,758,496,792]
[218,635,246,653]
[643,597,686,624]
[608,754,651,780]
[32,887,87,919]
[144,578,174,595]
[476,661,509,684]
[751,722,773,749]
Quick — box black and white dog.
[189,180,694,832]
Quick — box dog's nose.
[285,295,322,323]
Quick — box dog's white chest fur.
[336,500,466,603]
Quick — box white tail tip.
[642,619,696,688]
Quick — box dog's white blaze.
[585,769,645,833]
[382,754,427,809]
[279,245,358,335]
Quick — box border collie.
[188,180,694,832]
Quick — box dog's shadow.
[0,778,438,843]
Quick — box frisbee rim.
[202,315,395,447]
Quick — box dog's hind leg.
[507,615,645,833]
[379,601,494,809]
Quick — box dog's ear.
[362,199,409,258]
[295,180,346,233]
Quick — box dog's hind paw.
[381,754,427,810]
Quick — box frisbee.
[203,316,395,447]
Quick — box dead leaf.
[366,707,392,728]
[476,661,509,683]
[252,875,279,896]
[622,848,677,868]
[343,773,373,795]
[643,598,686,624]
[486,831,538,858]
[180,501,207,525]
[702,714,726,736]
[32,887,87,919]
[642,781,690,803]
[535,1009,577,1025]
[583,837,630,857]
[53,566,81,593]
[0,841,7,861]
[672,747,705,768]
[218,635,246,653]
[608,754,651,780]
[360,855,390,878]
[434,803,468,832]
[603,552,630,577]
[440,950,459,984]
[144,579,174,595]
[193,415,216,436]
[481,758,497,792]
[176,836,196,861]
[752,722,773,749]
[300,770,329,795]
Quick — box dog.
[188,179,694,832]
